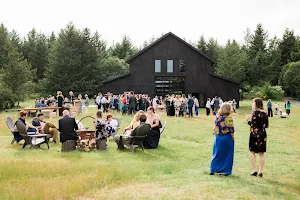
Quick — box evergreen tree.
[206,37,220,62]
[291,36,300,62]
[279,28,296,65]
[246,24,269,85]
[266,36,282,85]
[0,24,10,69]
[216,40,248,82]
[110,35,137,60]
[2,44,34,102]
[196,35,208,55]
[43,23,102,94]
[23,29,49,80]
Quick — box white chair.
[160,120,167,134]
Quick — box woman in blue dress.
[210,103,235,175]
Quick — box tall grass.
[0,101,299,200]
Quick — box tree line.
[0,22,300,109]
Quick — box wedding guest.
[59,110,79,144]
[205,98,211,116]
[124,110,145,135]
[128,91,136,115]
[96,93,103,110]
[105,114,118,137]
[267,99,273,117]
[174,95,181,117]
[32,113,59,143]
[114,114,150,149]
[71,112,84,130]
[84,94,89,113]
[285,101,291,115]
[143,106,161,149]
[247,98,269,177]
[187,94,194,117]
[193,96,199,117]
[78,94,83,114]
[68,91,76,105]
[57,91,64,116]
[210,103,235,176]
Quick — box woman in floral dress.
[247,98,269,177]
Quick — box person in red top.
[121,94,127,115]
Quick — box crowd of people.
[14,88,295,177]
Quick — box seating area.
[6,116,51,149]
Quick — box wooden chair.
[14,119,49,149]
[6,116,36,145]
[124,124,151,152]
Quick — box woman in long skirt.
[210,103,235,175]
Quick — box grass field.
[0,100,299,200]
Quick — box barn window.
[155,60,161,73]
[179,60,185,72]
[167,60,173,73]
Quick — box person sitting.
[58,110,79,145]
[14,110,39,135]
[114,114,150,149]
[32,113,59,143]
[105,114,118,137]
[143,106,162,149]
[71,112,85,130]
[124,110,144,135]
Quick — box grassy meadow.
[0,100,299,200]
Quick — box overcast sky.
[1,0,299,46]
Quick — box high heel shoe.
[251,172,258,176]
[258,173,263,177]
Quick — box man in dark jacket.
[128,91,136,115]
[58,110,78,143]
[187,94,194,117]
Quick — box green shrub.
[282,61,300,98]
[0,85,15,110]
[243,83,284,100]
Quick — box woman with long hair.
[247,98,269,177]
[210,103,235,176]
[143,106,161,149]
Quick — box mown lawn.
[0,101,299,200]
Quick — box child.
[280,106,283,116]
[105,114,118,137]
[275,102,279,115]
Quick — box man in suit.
[114,114,150,149]
[32,113,59,143]
[59,110,79,143]
[128,91,136,115]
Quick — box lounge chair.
[124,124,151,152]
[160,120,167,134]
[11,117,50,149]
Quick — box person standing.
[285,101,291,115]
[205,98,211,116]
[101,95,108,113]
[84,94,89,113]
[78,94,83,114]
[267,99,273,117]
[96,93,102,110]
[193,96,199,117]
[210,98,215,115]
[128,91,136,115]
[247,98,269,177]
[214,96,220,114]
[210,103,235,176]
[68,91,76,105]
[57,91,64,116]
[187,94,194,117]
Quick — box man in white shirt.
[96,93,103,110]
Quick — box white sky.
[1,0,300,47]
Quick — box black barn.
[103,32,240,107]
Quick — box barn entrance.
[192,93,205,108]
[155,76,185,96]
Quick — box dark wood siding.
[103,33,240,106]
[102,75,131,94]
